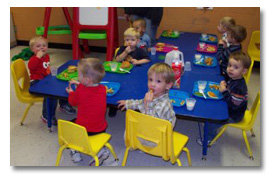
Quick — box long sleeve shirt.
[222,78,248,122]
[125,93,176,127]
[28,54,51,80]
[217,44,242,72]
[68,84,108,133]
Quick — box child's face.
[226,58,247,80]
[124,35,139,49]
[132,21,145,36]
[217,23,226,34]
[31,39,48,54]
[148,73,173,98]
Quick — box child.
[217,24,247,81]
[65,58,109,165]
[132,18,151,52]
[198,52,251,146]
[217,17,236,47]
[115,27,150,65]
[28,36,75,125]
[28,36,58,124]
[117,63,176,127]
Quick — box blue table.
[29,32,228,160]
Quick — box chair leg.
[176,159,182,166]
[121,147,130,166]
[55,145,67,166]
[208,126,227,147]
[92,156,100,166]
[242,130,254,160]
[250,128,256,137]
[20,103,34,125]
[105,143,119,161]
[183,147,192,166]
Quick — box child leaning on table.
[217,24,247,81]
[65,58,109,165]
[115,27,150,65]
[198,52,251,146]
[217,16,236,48]
[117,63,176,127]
[132,18,151,52]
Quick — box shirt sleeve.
[68,85,80,106]
[28,56,41,71]
[222,86,248,110]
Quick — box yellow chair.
[243,58,254,84]
[122,110,192,166]
[209,92,260,160]
[248,31,260,62]
[11,59,43,125]
[113,47,120,61]
[55,119,119,166]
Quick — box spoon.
[199,89,207,99]
[119,68,131,73]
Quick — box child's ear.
[242,68,248,75]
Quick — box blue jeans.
[130,15,158,46]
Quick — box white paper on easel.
[79,7,108,25]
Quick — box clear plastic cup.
[199,42,205,48]
[184,61,191,71]
[186,98,196,111]
[202,33,207,39]
[195,54,202,61]
[110,62,118,72]
[151,47,156,55]
[198,80,207,90]
[50,66,58,76]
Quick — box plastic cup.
[198,80,207,90]
[110,62,118,72]
[186,98,196,111]
[202,33,207,39]
[199,42,205,48]
[195,54,202,61]
[184,61,191,71]
[151,47,156,55]
[50,66,58,76]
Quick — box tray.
[100,82,121,96]
[103,61,133,74]
[155,42,175,53]
[196,43,217,53]
[193,81,223,100]
[161,30,180,38]
[199,34,218,44]
[169,89,189,107]
[193,54,217,67]
[56,67,78,81]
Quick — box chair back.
[125,110,174,161]
[11,59,31,102]
[244,58,254,83]
[58,119,92,154]
[248,31,260,61]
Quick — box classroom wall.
[10,7,260,52]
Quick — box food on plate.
[207,46,216,52]
[204,57,213,66]
[180,100,185,105]
[120,61,130,68]
[209,84,219,90]
[63,73,69,78]
[68,65,77,73]
[125,55,133,62]
[156,43,166,47]
[208,36,216,41]
[105,86,114,94]
[170,99,176,103]
[207,91,218,98]
[194,92,203,97]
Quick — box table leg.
[46,97,52,132]
[202,121,209,160]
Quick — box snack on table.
[204,57,213,66]
[68,65,77,73]
[207,46,216,52]
[121,61,130,68]
[156,43,166,47]
[207,91,217,98]
[105,86,114,94]
[125,55,133,62]
[209,84,219,90]
[208,36,216,41]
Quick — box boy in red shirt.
[66,58,109,165]
[28,36,75,125]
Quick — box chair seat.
[173,131,189,157]
[20,90,43,103]
[227,111,252,130]
[248,51,260,62]
[88,133,111,154]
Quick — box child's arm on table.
[130,58,150,65]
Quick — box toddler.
[217,17,236,47]
[132,18,151,52]
[118,62,176,126]
[115,27,150,65]
[217,24,247,81]
[66,58,109,165]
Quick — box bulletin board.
[79,7,108,25]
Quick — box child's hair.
[29,36,48,48]
[220,17,236,30]
[229,51,251,69]
[124,28,140,39]
[229,25,247,43]
[132,18,146,28]
[148,63,175,84]
[78,58,105,83]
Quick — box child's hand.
[130,59,139,65]
[144,90,154,104]
[117,100,126,111]
[66,85,73,93]
[219,80,227,93]
[124,46,132,54]
[69,79,80,86]
[218,39,224,45]
[36,50,44,58]
[66,80,80,93]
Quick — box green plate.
[103,61,133,74]
[56,69,78,81]
[161,30,180,38]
